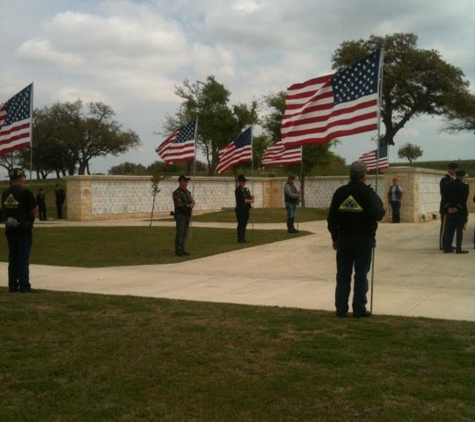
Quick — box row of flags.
[2,50,387,172]
[156,50,387,173]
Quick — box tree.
[332,33,475,146]
[29,100,141,176]
[443,93,475,134]
[165,76,259,175]
[397,143,423,163]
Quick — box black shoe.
[455,249,469,254]
[353,311,372,318]
[19,288,35,293]
[336,313,347,318]
[182,252,190,256]
[443,249,454,253]
[9,289,19,293]
[175,252,184,257]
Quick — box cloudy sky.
[1,0,474,174]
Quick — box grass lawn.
[1,292,474,422]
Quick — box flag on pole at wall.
[359,143,388,171]
[155,119,196,166]
[261,142,302,167]
[0,83,33,156]
[281,50,382,147]
[216,127,252,174]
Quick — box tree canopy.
[332,33,475,146]
[22,100,141,178]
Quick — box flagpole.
[29,82,34,182]
[296,146,304,231]
[250,126,254,233]
[189,117,198,242]
[370,48,385,315]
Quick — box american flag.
[216,127,252,174]
[261,142,302,167]
[281,51,382,147]
[156,119,196,165]
[0,83,33,156]
[359,143,389,171]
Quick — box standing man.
[36,188,47,221]
[55,183,66,219]
[235,174,254,243]
[442,170,469,254]
[2,168,37,293]
[284,175,301,233]
[439,162,458,250]
[327,161,385,318]
[172,175,195,257]
[387,178,403,223]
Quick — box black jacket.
[444,178,469,216]
[327,180,385,250]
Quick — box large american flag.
[216,127,252,174]
[359,143,388,171]
[156,119,196,165]
[0,83,33,156]
[261,142,302,167]
[281,51,382,147]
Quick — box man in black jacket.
[327,161,385,318]
[1,168,37,292]
[439,162,458,249]
[235,175,254,243]
[442,170,469,254]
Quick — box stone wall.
[65,169,474,222]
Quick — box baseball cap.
[349,160,367,175]
[9,168,26,180]
[178,175,190,182]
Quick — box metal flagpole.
[370,48,385,314]
[29,82,34,183]
[189,117,198,241]
[296,146,304,231]
[250,126,254,234]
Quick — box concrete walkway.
[8,215,475,322]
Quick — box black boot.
[287,219,293,233]
[290,218,299,233]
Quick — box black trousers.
[174,214,190,254]
[235,207,250,242]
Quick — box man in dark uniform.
[284,175,301,233]
[327,161,385,318]
[1,168,37,293]
[235,174,254,243]
[55,183,66,219]
[172,175,195,256]
[442,170,469,254]
[439,162,458,250]
[36,188,47,221]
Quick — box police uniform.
[235,175,253,243]
[1,168,37,292]
[172,176,194,256]
[439,163,458,249]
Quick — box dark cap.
[447,162,458,170]
[455,169,466,178]
[237,174,247,182]
[178,175,190,182]
[349,160,367,175]
[288,175,296,180]
[9,168,26,180]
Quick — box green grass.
[1,292,474,422]
[18,226,310,267]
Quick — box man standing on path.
[327,161,385,318]
[439,163,458,250]
[235,174,254,243]
[284,175,301,233]
[1,168,37,293]
[172,175,195,257]
[55,183,66,219]
[387,178,402,223]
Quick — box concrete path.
[8,215,475,322]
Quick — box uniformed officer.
[1,168,37,292]
[235,175,254,243]
[284,175,301,233]
[439,162,458,250]
[172,175,195,256]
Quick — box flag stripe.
[261,142,302,167]
[216,127,252,174]
[0,83,32,156]
[281,51,381,147]
[155,119,196,165]
[359,144,389,171]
